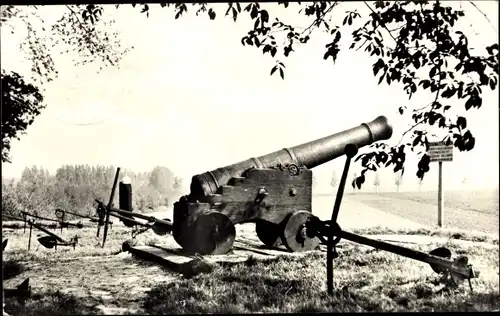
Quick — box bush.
[1,164,183,220]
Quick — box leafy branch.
[109,1,500,186]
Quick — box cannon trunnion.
[172,116,394,255]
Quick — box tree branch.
[397,119,426,145]
[300,2,338,37]
[397,58,444,146]
[355,38,368,51]
[413,101,433,112]
[388,24,404,32]
[363,1,397,44]
[65,5,83,25]
[467,0,498,34]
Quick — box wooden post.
[437,161,444,227]
[428,141,452,229]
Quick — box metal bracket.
[254,187,268,205]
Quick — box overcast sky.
[1,1,498,192]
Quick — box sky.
[1,1,499,193]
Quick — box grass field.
[373,189,499,215]
[3,221,499,314]
[346,189,499,235]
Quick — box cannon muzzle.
[190,115,393,197]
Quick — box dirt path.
[4,253,176,315]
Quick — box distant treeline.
[2,164,183,219]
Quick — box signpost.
[427,141,453,227]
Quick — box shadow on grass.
[3,259,26,280]
[4,290,101,316]
[142,273,309,314]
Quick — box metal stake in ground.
[23,213,27,234]
[60,210,65,234]
[102,167,121,248]
[28,222,33,251]
[327,144,357,296]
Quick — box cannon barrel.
[190,115,393,197]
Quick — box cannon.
[98,116,392,253]
[97,115,481,293]
[172,115,393,255]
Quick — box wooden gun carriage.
[171,116,393,255]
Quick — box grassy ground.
[373,189,499,215]
[140,245,499,313]
[3,223,499,314]
[347,191,499,235]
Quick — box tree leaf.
[456,116,467,130]
[270,65,278,76]
[465,96,474,110]
[489,77,497,90]
[271,47,277,57]
[334,30,341,43]
[260,10,269,23]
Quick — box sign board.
[428,141,453,162]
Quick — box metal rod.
[29,220,66,243]
[331,148,357,223]
[327,144,357,296]
[57,208,98,221]
[28,223,32,251]
[21,212,83,229]
[102,167,120,248]
[108,206,173,230]
[21,211,60,224]
[61,212,65,234]
[23,213,27,233]
[109,211,153,228]
[338,230,472,277]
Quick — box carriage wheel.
[281,211,320,252]
[187,212,236,255]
